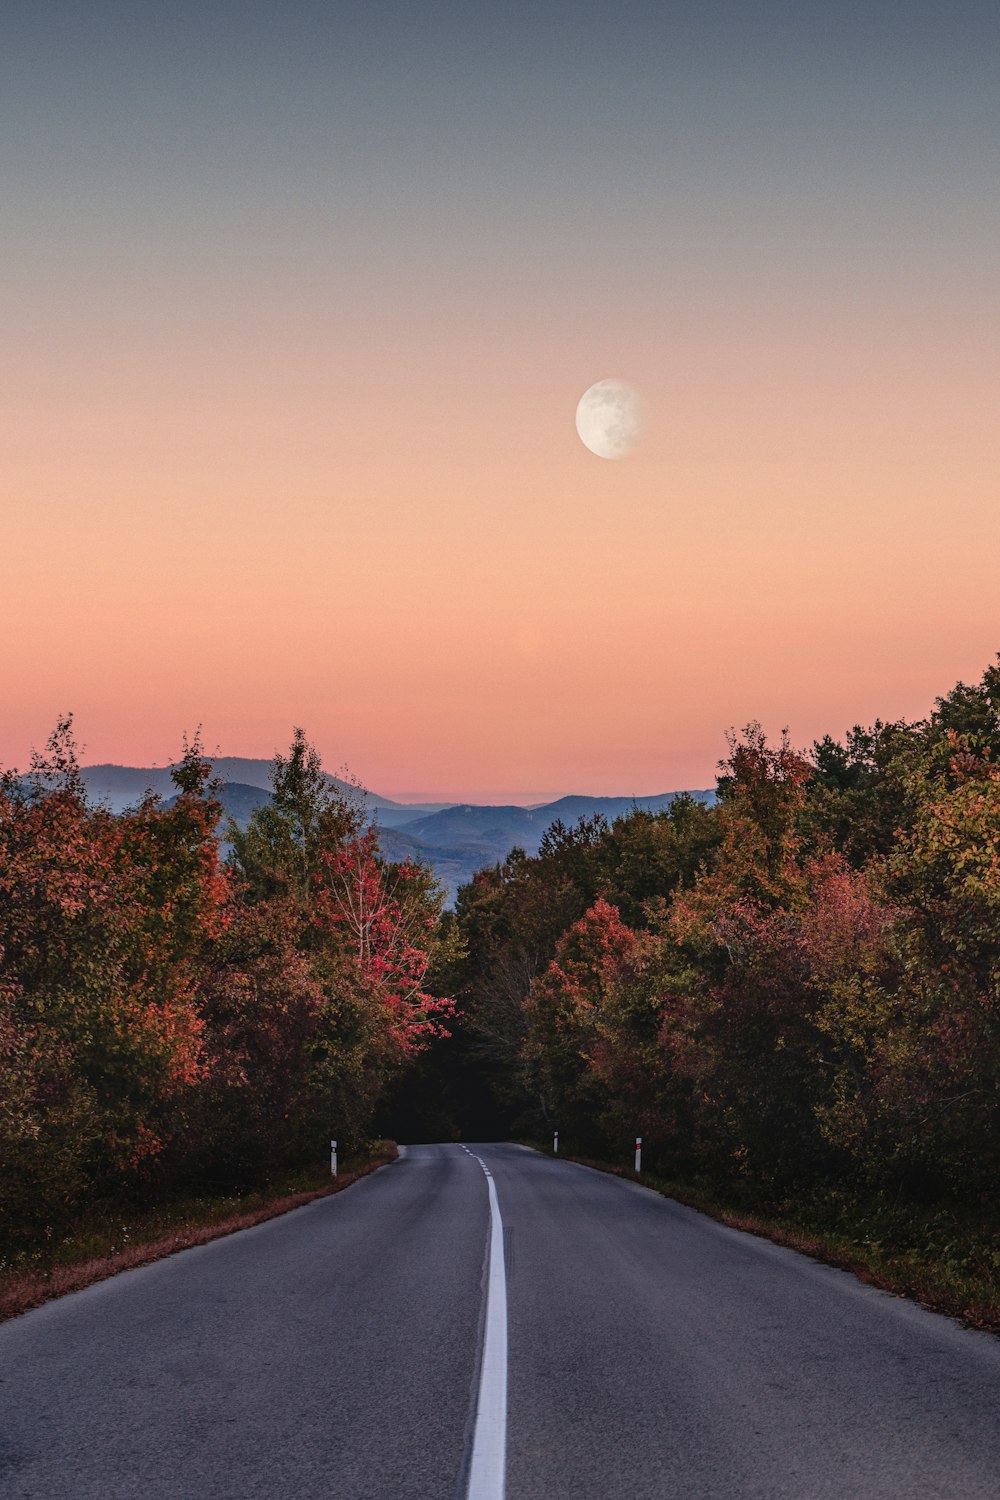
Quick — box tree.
[226,730,451,1154]
[0,722,210,1244]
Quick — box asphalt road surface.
[3,1143,1000,1499]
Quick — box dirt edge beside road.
[0,1146,398,1323]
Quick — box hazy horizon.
[41,746,719,809]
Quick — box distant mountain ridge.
[78,760,715,902]
[80,758,407,815]
[79,759,451,821]
[398,793,699,851]
[381,793,715,898]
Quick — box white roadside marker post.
[553,1131,559,1155]
[331,1139,338,1178]
[634,1136,642,1174]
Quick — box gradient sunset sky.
[3,1,998,801]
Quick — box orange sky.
[3,4,998,801]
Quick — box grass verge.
[0,1142,397,1324]
[528,1143,1000,1337]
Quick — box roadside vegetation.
[6,656,1000,1329]
[422,653,1000,1328]
[0,725,451,1282]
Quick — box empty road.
[3,1143,1000,1498]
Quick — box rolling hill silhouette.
[80,761,713,902]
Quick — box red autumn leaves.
[0,722,451,1251]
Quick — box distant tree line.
[0,725,452,1257]
[431,655,1000,1210]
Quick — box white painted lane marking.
[461,1146,508,1500]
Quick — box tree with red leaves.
[225,729,451,1155]
[0,721,213,1245]
[0,719,454,1248]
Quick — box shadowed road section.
[3,1142,1000,1498]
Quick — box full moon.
[575,378,644,459]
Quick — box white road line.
[461,1146,508,1500]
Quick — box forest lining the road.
[4,657,1000,1334]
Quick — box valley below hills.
[78,759,715,902]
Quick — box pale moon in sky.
[575,379,644,459]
